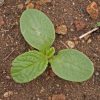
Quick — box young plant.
[11,9,94,83]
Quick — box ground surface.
[0,0,100,100]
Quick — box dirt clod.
[0,16,4,26]
[36,0,51,5]
[87,39,92,44]
[3,91,13,98]
[86,1,99,19]
[25,0,31,5]
[40,87,45,93]
[26,2,34,9]
[0,0,4,6]
[56,25,67,35]
[95,72,99,76]
[74,40,79,45]
[41,0,51,4]
[52,94,66,100]
[18,4,24,10]
[6,75,11,80]
[0,0,100,100]
[74,20,86,31]
[66,40,75,48]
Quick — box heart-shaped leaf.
[11,50,48,83]
[50,49,94,82]
[20,9,55,51]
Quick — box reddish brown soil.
[0,0,100,100]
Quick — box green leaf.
[42,47,55,59]
[11,50,48,83]
[46,47,55,59]
[20,9,55,51]
[96,22,100,27]
[50,49,94,82]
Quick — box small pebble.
[70,28,74,32]
[85,18,88,21]
[18,4,24,10]
[6,76,11,80]
[3,91,13,98]
[82,40,85,43]
[86,1,99,19]
[56,84,60,87]
[66,40,75,48]
[87,39,92,44]
[52,94,66,100]
[56,25,68,35]
[43,0,52,3]
[74,20,86,31]
[72,2,75,5]
[59,35,63,39]
[1,82,4,84]
[95,72,99,76]
[63,9,67,12]
[26,2,34,9]
[3,70,6,74]
[48,96,51,100]
[40,87,45,93]
[0,0,4,6]
[0,16,4,26]
[37,98,40,100]
[74,40,79,45]
[25,0,31,5]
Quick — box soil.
[0,0,100,100]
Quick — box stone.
[52,94,66,100]
[0,16,4,26]
[56,25,68,35]
[87,39,92,44]
[3,91,13,98]
[40,87,45,93]
[42,0,51,3]
[66,40,75,48]
[0,0,4,6]
[95,72,99,76]
[86,2,99,19]
[26,3,34,9]
[74,20,86,31]
[6,76,11,80]
[18,4,24,10]
[25,0,31,5]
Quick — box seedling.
[11,9,94,83]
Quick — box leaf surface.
[11,50,48,83]
[20,9,55,51]
[50,49,94,82]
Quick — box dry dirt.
[0,0,100,100]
